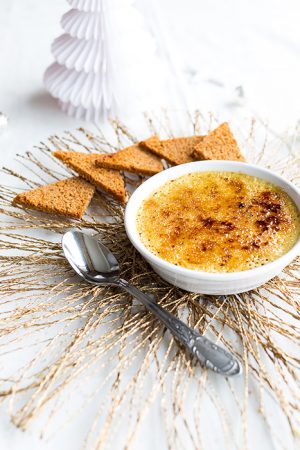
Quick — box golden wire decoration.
[0,112,299,449]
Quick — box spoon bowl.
[62,230,120,284]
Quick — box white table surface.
[0,1,299,449]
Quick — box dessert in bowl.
[125,161,300,295]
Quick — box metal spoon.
[62,230,241,376]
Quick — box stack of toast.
[13,122,245,219]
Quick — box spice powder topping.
[136,172,300,272]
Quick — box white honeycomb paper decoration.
[44,0,167,121]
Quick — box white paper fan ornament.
[44,0,167,121]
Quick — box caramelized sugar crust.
[137,172,300,272]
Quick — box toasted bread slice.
[12,177,95,219]
[192,122,245,161]
[95,144,163,176]
[140,135,203,165]
[53,151,126,203]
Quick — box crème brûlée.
[136,172,300,273]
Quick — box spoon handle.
[118,279,241,376]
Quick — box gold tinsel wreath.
[0,112,299,450]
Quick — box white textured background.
[0,1,299,449]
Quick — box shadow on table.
[28,90,60,114]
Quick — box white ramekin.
[124,161,300,295]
